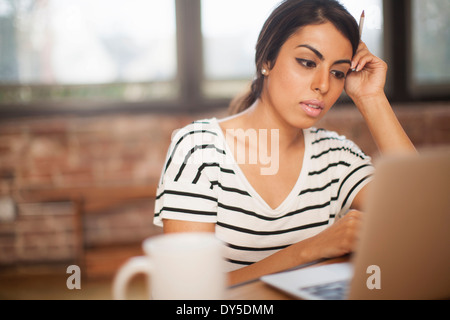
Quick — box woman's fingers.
[351,41,388,74]
[351,41,371,71]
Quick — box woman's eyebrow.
[334,59,352,66]
[297,44,351,66]
[298,44,324,60]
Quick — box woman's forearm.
[354,93,416,155]
[164,219,322,286]
[228,210,363,286]
[228,237,321,286]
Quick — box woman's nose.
[311,68,329,94]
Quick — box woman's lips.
[300,100,325,118]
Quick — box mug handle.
[112,256,153,300]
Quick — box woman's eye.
[331,70,346,79]
[296,58,316,69]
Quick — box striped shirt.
[154,118,374,271]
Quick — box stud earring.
[262,68,268,76]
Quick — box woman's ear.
[261,62,271,76]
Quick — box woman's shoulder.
[173,117,220,134]
[161,118,227,182]
[166,118,226,163]
[170,118,223,147]
[306,127,370,160]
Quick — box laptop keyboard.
[299,279,350,300]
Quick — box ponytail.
[228,73,265,115]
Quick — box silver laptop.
[261,148,450,300]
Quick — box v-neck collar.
[212,118,311,216]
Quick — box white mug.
[112,232,226,300]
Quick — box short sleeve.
[153,120,221,227]
[333,137,374,218]
[307,128,375,220]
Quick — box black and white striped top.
[154,118,374,271]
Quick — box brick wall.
[0,102,449,267]
[0,111,215,267]
[0,113,194,189]
[0,202,76,265]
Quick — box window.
[0,0,447,115]
[410,0,450,97]
[341,0,384,59]
[201,0,279,98]
[0,0,177,106]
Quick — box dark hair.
[229,0,360,114]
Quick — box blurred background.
[0,0,449,299]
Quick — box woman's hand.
[308,210,363,259]
[228,210,364,286]
[344,41,388,105]
[343,42,416,155]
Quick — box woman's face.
[261,22,353,129]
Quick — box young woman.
[154,0,416,286]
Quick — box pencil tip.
[362,10,365,17]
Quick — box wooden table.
[226,278,292,300]
[0,256,350,300]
